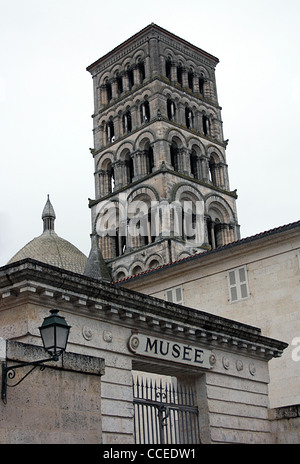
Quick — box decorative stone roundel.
[236,360,244,372]
[222,357,230,370]
[249,363,256,376]
[82,326,93,341]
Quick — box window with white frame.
[165,286,184,305]
[227,266,249,302]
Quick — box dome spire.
[42,194,56,232]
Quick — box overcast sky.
[0,0,299,266]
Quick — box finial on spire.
[42,195,56,232]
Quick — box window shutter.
[166,290,173,302]
[166,287,183,305]
[228,267,249,302]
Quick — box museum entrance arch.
[128,331,210,444]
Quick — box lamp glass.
[39,309,70,357]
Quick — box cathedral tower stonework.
[86,24,240,281]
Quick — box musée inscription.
[128,333,215,369]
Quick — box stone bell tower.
[86,24,240,281]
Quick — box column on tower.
[170,62,177,83]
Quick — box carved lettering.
[129,334,214,370]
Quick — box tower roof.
[7,196,88,274]
[86,23,219,73]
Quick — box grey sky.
[0,0,299,266]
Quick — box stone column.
[131,104,138,131]
[113,115,120,140]
[203,79,211,99]
[94,124,104,150]
[180,148,192,176]
[193,75,200,93]
[152,139,170,170]
[100,84,107,106]
[113,160,125,190]
[170,62,177,83]
[111,78,118,99]
[123,73,130,92]
[203,216,210,245]
[144,56,151,79]
[201,156,210,182]
[98,170,106,196]
[133,65,140,86]
[177,102,185,126]
[182,68,188,88]
[149,37,160,76]
[194,155,203,180]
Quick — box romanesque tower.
[86,24,240,281]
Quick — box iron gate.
[133,376,201,444]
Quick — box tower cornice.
[87,23,219,76]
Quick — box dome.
[8,196,88,274]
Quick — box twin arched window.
[102,61,146,104]
[165,59,206,96]
[169,140,226,189]
[99,142,155,197]
[104,101,151,146]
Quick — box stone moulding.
[0,259,288,361]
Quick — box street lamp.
[39,309,71,360]
[1,309,71,403]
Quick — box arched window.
[122,110,132,134]
[188,70,194,91]
[145,144,154,174]
[102,160,115,194]
[116,74,123,96]
[165,58,171,80]
[199,75,205,95]
[170,141,179,172]
[207,217,224,249]
[185,108,194,129]
[106,120,115,143]
[114,228,127,257]
[106,81,112,102]
[138,61,145,82]
[190,149,198,179]
[140,100,150,123]
[209,157,217,185]
[167,99,176,121]
[177,65,183,86]
[125,153,134,184]
[180,198,197,241]
[203,115,211,136]
[127,68,134,90]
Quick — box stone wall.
[121,224,300,409]
[0,260,289,444]
[269,405,300,444]
[0,340,105,444]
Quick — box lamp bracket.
[1,356,59,404]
